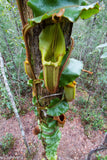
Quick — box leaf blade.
[28,1,99,24]
[47,100,69,116]
[59,58,83,87]
[101,52,107,59]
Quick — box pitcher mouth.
[53,114,66,124]
[33,125,40,135]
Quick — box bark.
[0,52,31,154]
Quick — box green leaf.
[41,124,55,133]
[21,42,25,48]
[46,152,57,160]
[45,131,61,144]
[27,0,87,17]
[48,120,57,128]
[101,52,107,59]
[32,96,37,105]
[27,0,99,24]
[0,5,4,12]
[27,79,33,87]
[47,100,69,116]
[7,0,11,3]
[34,107,39,116]
[59,58,83,87]
[42,128,59,138]
[48,98,60,107]
[44,128,61,160]
[38,133,42,140]
[39,70,43,79]
[39,70,46,88]
[46,141,59,152]
[46,118,57,128]
[80,3,99,19]
[45,137,60,147]
[96,43,107,49]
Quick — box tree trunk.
[16,0,73,158]
[0,52,31,154]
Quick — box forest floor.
[0,107,107,160]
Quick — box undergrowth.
[0,133,15,155]
[73,90,105,135]
[96,154,107,160]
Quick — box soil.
[0,109,106,160]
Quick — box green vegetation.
[96,154,107,160]
[75,96,88,107]
[80,106,104,130]
[72,0,107,111]
[0,133,15,155]
[71,0,107,133]
[0,0,31,118]
[0,0,107,159]
[25,142,38,160]
[73,95,104,134]
[0,0,106,128]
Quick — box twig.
[87,145,107,160]
[103,133,107,146]
[39,92,63,100]
[0,52,31,154]
[87,134,107,160]
[82,69,93,75]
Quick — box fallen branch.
[87,133,107,160]
[103,133,107,146]
[0,52,31,154]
